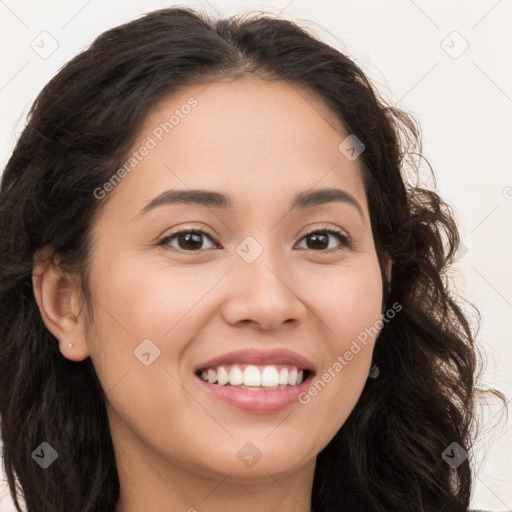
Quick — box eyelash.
[157,225,351,254]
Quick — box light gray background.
[1,1,511,510]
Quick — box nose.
[220,245,307,331]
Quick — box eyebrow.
[138,187,364,219]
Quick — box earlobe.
[32,253,90,362]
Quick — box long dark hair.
[0,7,503,511]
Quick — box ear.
[32,249,90,362]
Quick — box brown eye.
[296,229,350,252]
[158,227,350,254]
[159,230,220,252]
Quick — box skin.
[33,76,391,512]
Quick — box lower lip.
[196,375,313,413]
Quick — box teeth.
[217,366,229,386]
[243,365,261,386]
[261,366,279,387]
[207,369,217,384]
[198,364,306,388]
[288,368,298,386]
[229,366,243,385]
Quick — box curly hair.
[0,7,503,512]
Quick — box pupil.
[308,233,328,249]
[180,232,202,250]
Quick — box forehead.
[101,77,368,219]
[144,77,348,154]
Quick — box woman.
[0,7,504,512]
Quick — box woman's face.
[79,78,385,482]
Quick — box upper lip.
[195,348,315,372]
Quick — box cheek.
[87,255,207,343]
[298,258,383,425]
[311,258,384,349]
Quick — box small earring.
[368,364,380,379]
[68,343,73,348]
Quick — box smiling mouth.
[194,363,312,390]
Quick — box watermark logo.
[454,241,468,262]
[134,338,161,366]
[442,441,468,469]
[32,442,58,469]
[31,31,59,59]
[236,236,264,264]
[237,442,262,468]
[441,31,469,59]
[338,134,365,161]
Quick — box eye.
[295,226,350,252]
[158,229,220,253]
[158,225,351,254]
